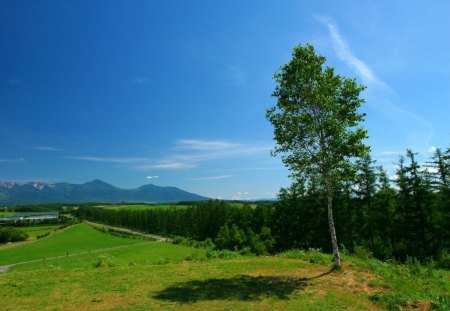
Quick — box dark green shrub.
[354,245,373,260]
[0,227,28,243]
[436,250,450,269]
[92,254,118,268]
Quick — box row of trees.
[75,146,449,264]
[273,148,449,262]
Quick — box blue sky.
[1,1,449,199]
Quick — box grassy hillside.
[0,224,144,265]
[1,253,449,310]
[16,225,61,240]
[9,241,205,272]
[0,224,448,310]
[0,211,14,217]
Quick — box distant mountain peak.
[0,180,208,205]
[83,179,110,185]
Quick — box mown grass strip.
[0,223,143,265]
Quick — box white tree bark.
[326,181,341,267]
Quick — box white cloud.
[428,146,437,153]
[425,167,439,174]
[0,157,25,163]
[190,175,232,181]
[131,77,148,84]
[135,139,272,171]
[67,156,146,164]
[177,139,240,151]
[315,15,385,88]
[66,139,272,172]
[316,15,435,154]
[8,79,22,84]
[146,175,159,179]
[35,146,61,152]
[136,161,196,170]
[227,65,246,86]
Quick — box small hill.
[1,229,449,310]
[0,180,208,205]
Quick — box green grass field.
[96,204,188,211]
[9,240,205,273]
[0,224,449,311]
[0,224,145,265]
[15,224,61,240]
[0,211,15,217]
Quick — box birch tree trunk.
[326,181,341,267]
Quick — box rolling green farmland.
[0,211,14,217]
[0,222,449,310]
[9,241,204,272]
[16,224,61,240]
[0,224,144,265]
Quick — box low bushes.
[0,227,28,243]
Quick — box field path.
[0,224,76,251]
[83,220,171,242]
[0,222,171,273]
[0,240,155,273]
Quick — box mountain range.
[0,180,208,205]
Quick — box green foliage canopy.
[266,43,369,187]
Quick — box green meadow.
[0,211,14,217]
[0,223,449,310]
[0,224,145,265]
[16,224,61,240]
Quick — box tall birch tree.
[266,44,369,267]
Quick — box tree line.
[74,146,449,266]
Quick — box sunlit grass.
[1,225,448,310]
[0,224,143,265]
[16,224,61,240]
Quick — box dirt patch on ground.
[404,300,432,311]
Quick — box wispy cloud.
[190,175,232,181]
[211,166,284,172]
[146,175,159,179]
[135,139,271,171]
[35,146,62,152]
[227,65,246,86]
[8,79,22,85]
[131,77,148,84]
[65,139,272,172]
[0,157,25,163]
[66,156,146,164]
[316,15,435,154]
[137,162,196,170]
[236,191,249,195]
[315,15,386,88]
[178,139,240,151]
[178,139,271,158]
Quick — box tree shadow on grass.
[154,270,333,303]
